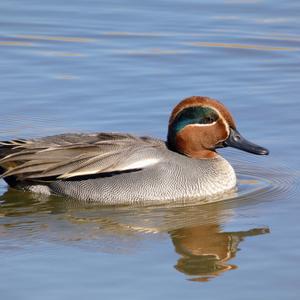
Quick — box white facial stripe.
[187,121,217,128]
[218,115,230,138]
[209,107,230,137]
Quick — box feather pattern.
[0,133,164,180]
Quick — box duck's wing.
[0,133,165,180]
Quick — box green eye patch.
[171,106,219,134]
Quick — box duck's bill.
[224,128,269,155]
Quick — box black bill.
[224,128,269,155]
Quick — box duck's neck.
[167,130,218,159]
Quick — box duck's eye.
[199,110,219,124]
[202,116,215,124]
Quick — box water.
[0,0,300,299]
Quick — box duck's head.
[167,96,269,159]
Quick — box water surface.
[0,0,300,299]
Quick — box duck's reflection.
[0,187,269,282]
[170,224,269,281]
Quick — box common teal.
[0,96,268,204]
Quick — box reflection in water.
[170,225,269,282]
[0,178,272,281]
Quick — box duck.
[0,96,268,204]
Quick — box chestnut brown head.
[167,96,269,159]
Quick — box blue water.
[0,0,300,299]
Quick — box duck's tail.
[0,140,26,186]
